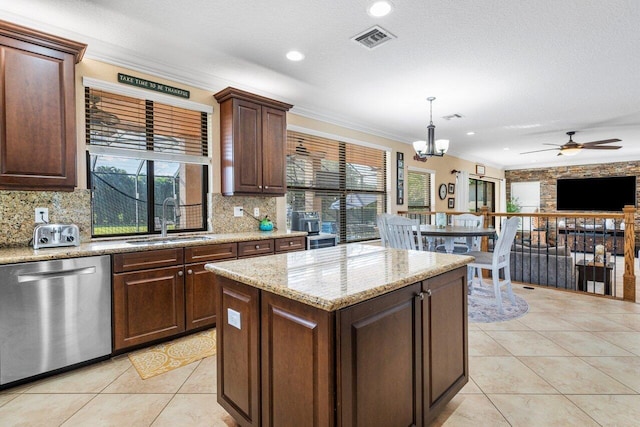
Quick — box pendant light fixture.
[413,97,449,161]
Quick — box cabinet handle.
[187,269,193,275]
[258,185,262,189]
[289,241,293,246]
[255,245,260,249]
[426,289,432,297]
[416,292,424,300]
[265,186,269,189]
[178,271,183,277]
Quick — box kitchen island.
[206,244,472,427]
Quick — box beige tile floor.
[2,284,640,426]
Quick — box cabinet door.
[217,276,261,427]
[113,266,185,351]
[338,282,422,427]
[261,292,334,427]
[0,39,77,190]
[233,98,263,194]
[261,107,287,195]
[185,262,217,331]
[423,266,468,423]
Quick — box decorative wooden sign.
[117,73,190,99]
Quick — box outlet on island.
[254,208,260,217]
[233,206,243,217]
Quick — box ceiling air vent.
[442,114,463,121]
[352,26,396,49]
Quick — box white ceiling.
[2,0,640,170]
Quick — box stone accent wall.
[0,189,91,247]
[505,160,639,246]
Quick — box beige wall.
[1,58,503,241]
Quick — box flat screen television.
[556,176,636,211]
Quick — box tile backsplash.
[0,190,91,247]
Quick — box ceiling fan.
[521,131,622,156]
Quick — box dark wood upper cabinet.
[0,20,86,191]
[214,87,292,196]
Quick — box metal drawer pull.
[265,186,269,189]
[416,292,424,300]
[426,289,432,296]
[255,245,260,249]
[187,269,193,275]
[289,241,293,245]
[178,271,183,277]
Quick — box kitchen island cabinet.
[208,244,471,426]
[0,20,86,191]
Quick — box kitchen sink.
[125,236,214,246]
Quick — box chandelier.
[413,97,449,161]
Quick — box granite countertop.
[0,230,307,265]
[206,243,473,311]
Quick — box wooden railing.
[399,206,636,302]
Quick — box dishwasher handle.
[18,266,97,283]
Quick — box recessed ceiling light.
[367,1,393,17]
[466,131,475,136]
[286,51,305,61]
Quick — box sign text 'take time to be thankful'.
[117,73,190,99]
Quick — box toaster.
[32,224,80,249]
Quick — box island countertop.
[206,243,473,311]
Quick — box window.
[85,81,210,237]
[407,170,432,211]
[286,130,387,243]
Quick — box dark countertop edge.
[0,231,308,265]
[207,255,473,312]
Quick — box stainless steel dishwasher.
[0,255,112,386]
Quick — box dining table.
[417,224,497,253]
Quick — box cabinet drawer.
[113,248,184,273]
[238,239,275,258]
[185,243,238,263]
[275,236,306,253]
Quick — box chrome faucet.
[161,197,180,237]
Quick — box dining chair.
[386,216,423,251]
[467,216,519,313]
[376,213,394,247]
[435,213,484,253]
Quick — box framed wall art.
[448,198,455,209]
[396,152,404,205]
[448,183,455,194]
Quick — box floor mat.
[128,328,216,379]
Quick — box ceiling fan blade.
[520,148,560,155]
[542,143,563,147]
[582,138,622,146]
[582,145,622,150]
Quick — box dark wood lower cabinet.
[261,292,334,427]
[185,262,217,330]
[217,276,261,427]
[423,267,468,423]
[113,266,185,351]
[338,282,422,427]
[215,266,468,427]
